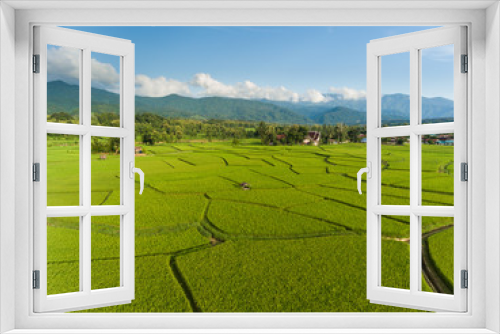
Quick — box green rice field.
[46,137,455,312]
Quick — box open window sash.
[33,26,136,312]
[365,26,467,312]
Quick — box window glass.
[421,134,454,206]
[47,216,80,295]
[381,137,410,205]
[91,137,121,206]
[47,45,81,124]
[92,216,121,290]
[47,134,80,206]
[381,215,410,290]
[421,217,454,294]
[91,52,121,127]
[421,45,454,124]
[381,52,410,127]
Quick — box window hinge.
[461,270,468,289]
[33,54,40,73]
[33,163,40,182]
[33,270,40,289]
[461,54,468,73]
[461,162,468,182]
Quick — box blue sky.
[56,26,453,101]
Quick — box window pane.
[47,134,80,206]
[47,45,81,124]
[91,52,121,127]
[47,216,80,295]
[381,137,410,205]
[421,134,454,206]
[421,217,454,294]
[421,45,454,124]
[92,215,121,290]
[91,137,121,205]
[381,215,410,289]
[381,52,410,127]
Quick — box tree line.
[47,112,367,151]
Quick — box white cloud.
[191,73,331,103]
[190,73,237,97]
[303,89,329,103]
[90,58,120,92]
[47,46,120,92]
[135,75,191,97]
[46,50,360,104]
[328,86,366,100]
[47,46,80,85]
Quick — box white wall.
[0,2,16,333]
[8,5,491,332]
[486,2,500,333]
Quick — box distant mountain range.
[264,93,453,122]
[311,106,366,125]
[47,81,454,125]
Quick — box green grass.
[45,139,455,312]
[381,234,410,289]
[427,226,454,290]
[218,168,292,189]
[176,236,420,312]
[47,135,80,206]
[135,192,208,229]
[208,188,321,208]
[150,176,235,193]
[47,217,80,295]
[207,200,345,238]
[78,255,193,312]
[91,153,121,205]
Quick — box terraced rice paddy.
[46,137,455,312]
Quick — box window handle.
[129,162,145,195]
[357,162,371,195]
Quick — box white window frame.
[33,26,136,312]
[1,2,498,333]
[366,26,467,312]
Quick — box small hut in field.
[135,146,146,156]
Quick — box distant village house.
[358,134,367,143]
[437,134,454,146]
[303,131,321,146]
[276,134,287,141]
[422,134,454,146]
[437,139,454,146]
